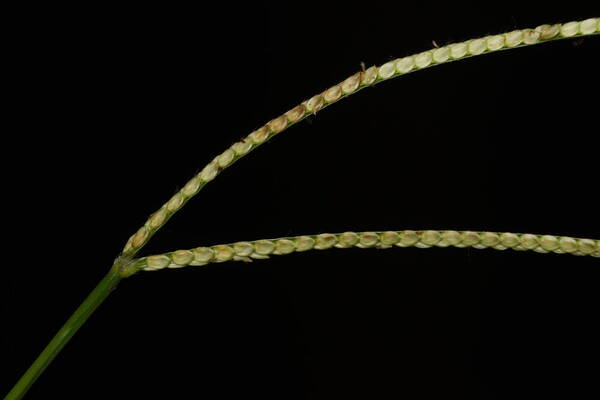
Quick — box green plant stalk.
[5,266,122,400]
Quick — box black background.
[3,4,599,399]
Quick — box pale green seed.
[182,177,201,197]
[285,105,306,123]
[439,230,461,247]
[275,239,296,255]
[323,85,342,103]
[131,226,149,248]
[249,126,270,144]
[304,94,324,113]
[217,149,235,168]
[539,235,559,251]
[337,232,359,248]
[199,163,218,182]
[315,234,337,250]
[378,60,396,79]
[232,140,253,156]
[146,255,170,270]
[561,21,580,37]
[267,115,288,134]
[361,66,378,85]
[398,230,419,247]
[255,240,275,255]
[358,232,379,247]
[522,29,540,44]
[481,232,500,247]
[520,234,539,249]
[149,208,168,229]
[233,242,254,257]
[535,24,560,39]
[558,237,577,253]
[421,230,441,246]
[380,231,400,246]
[341,73,361,94]
[213,245,235,261]
[167,193,184,212]
[468,39,486,55]
[415,51,433,68]
[505,30,524,47]
[193,247,214,263]
[396,56,415,73]
[461,231,480,246]
[172,250,193,266]
[450,42,468,59]
[295,236,315,252]
[486,35,505,51]
[432,47,450,63]
[500,232,520,248]
[577,239,596,254]
[580,18,598,34]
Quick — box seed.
[398,230,419,247]
[182,178,201,197]
[193,247,214,263]
[396,56,415,73]
[315,234,337,250]
[539,235,559,251]
[361,66,378,86]
[285,104,306,123]
[267,115,288,134]
[358,232,379,247]
[378,61,396,79]
[380,231,400,246]
[486,35,505,51]
[415,51,433,68]
[255,240,275,255]
[337,231,359,248]
[295,236,315,252]
[172,250,193,266]
[217,149,235,168]
[167,193,184,212]
[341,73,361,94]
[560,21,580,37]
[421,230,441,246]
[505,30,524,47]
[432,47,450,63]
[146,255,170,270]
[233,242,254,257]
[468,39,486,55]
[232,140,253,156]
[275,239,296,255]
[214,245,235,261]
[323,85,342,103]
[520,234,539,249]
[461,231,480,246]
[450,42,468,59]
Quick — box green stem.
[5,268,123,400]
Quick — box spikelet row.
[122,18,599,258]
[132,230,600,271]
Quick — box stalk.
[5,267,123,400]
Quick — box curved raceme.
[127,231,600,274]
[120,18,600,260]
